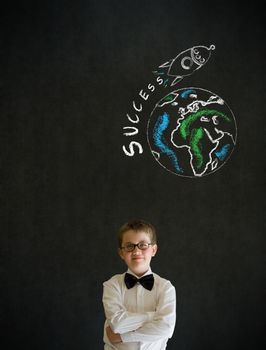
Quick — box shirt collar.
[127,267,152,279]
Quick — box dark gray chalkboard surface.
[1,1,265,349]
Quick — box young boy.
[102,219,176,349]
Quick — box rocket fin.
[171,76,183,86]
[159,59,173,68]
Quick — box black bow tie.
[125,273,154,291]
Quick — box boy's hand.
[106,326,122,344]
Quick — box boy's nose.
[132,246,142,254]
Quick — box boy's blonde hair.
[117,219,157,248]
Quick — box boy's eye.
[124,243,135,251]
[138,242,149,249]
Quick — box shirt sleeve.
[120,280,176,343]
[102,277,154,334]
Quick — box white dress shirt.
[102,268,176,350]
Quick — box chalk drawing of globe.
[147,87,237,177]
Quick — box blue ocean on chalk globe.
[147,87,237,177]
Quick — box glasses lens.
[124,243,134,252]
[138,242,149,250]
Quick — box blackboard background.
[1,1,265,349]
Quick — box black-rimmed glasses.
[121,242,153,252]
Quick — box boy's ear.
[152,244,158,257]
[118,248,124,260]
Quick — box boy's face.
[118,229,157,277]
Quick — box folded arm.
[121,281,176,343]
[103,279,154,334]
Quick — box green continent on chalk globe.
[147,88,237,177]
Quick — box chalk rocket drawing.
[147,44,237,177]
[153,45,215,87]
[123,43,237,177]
